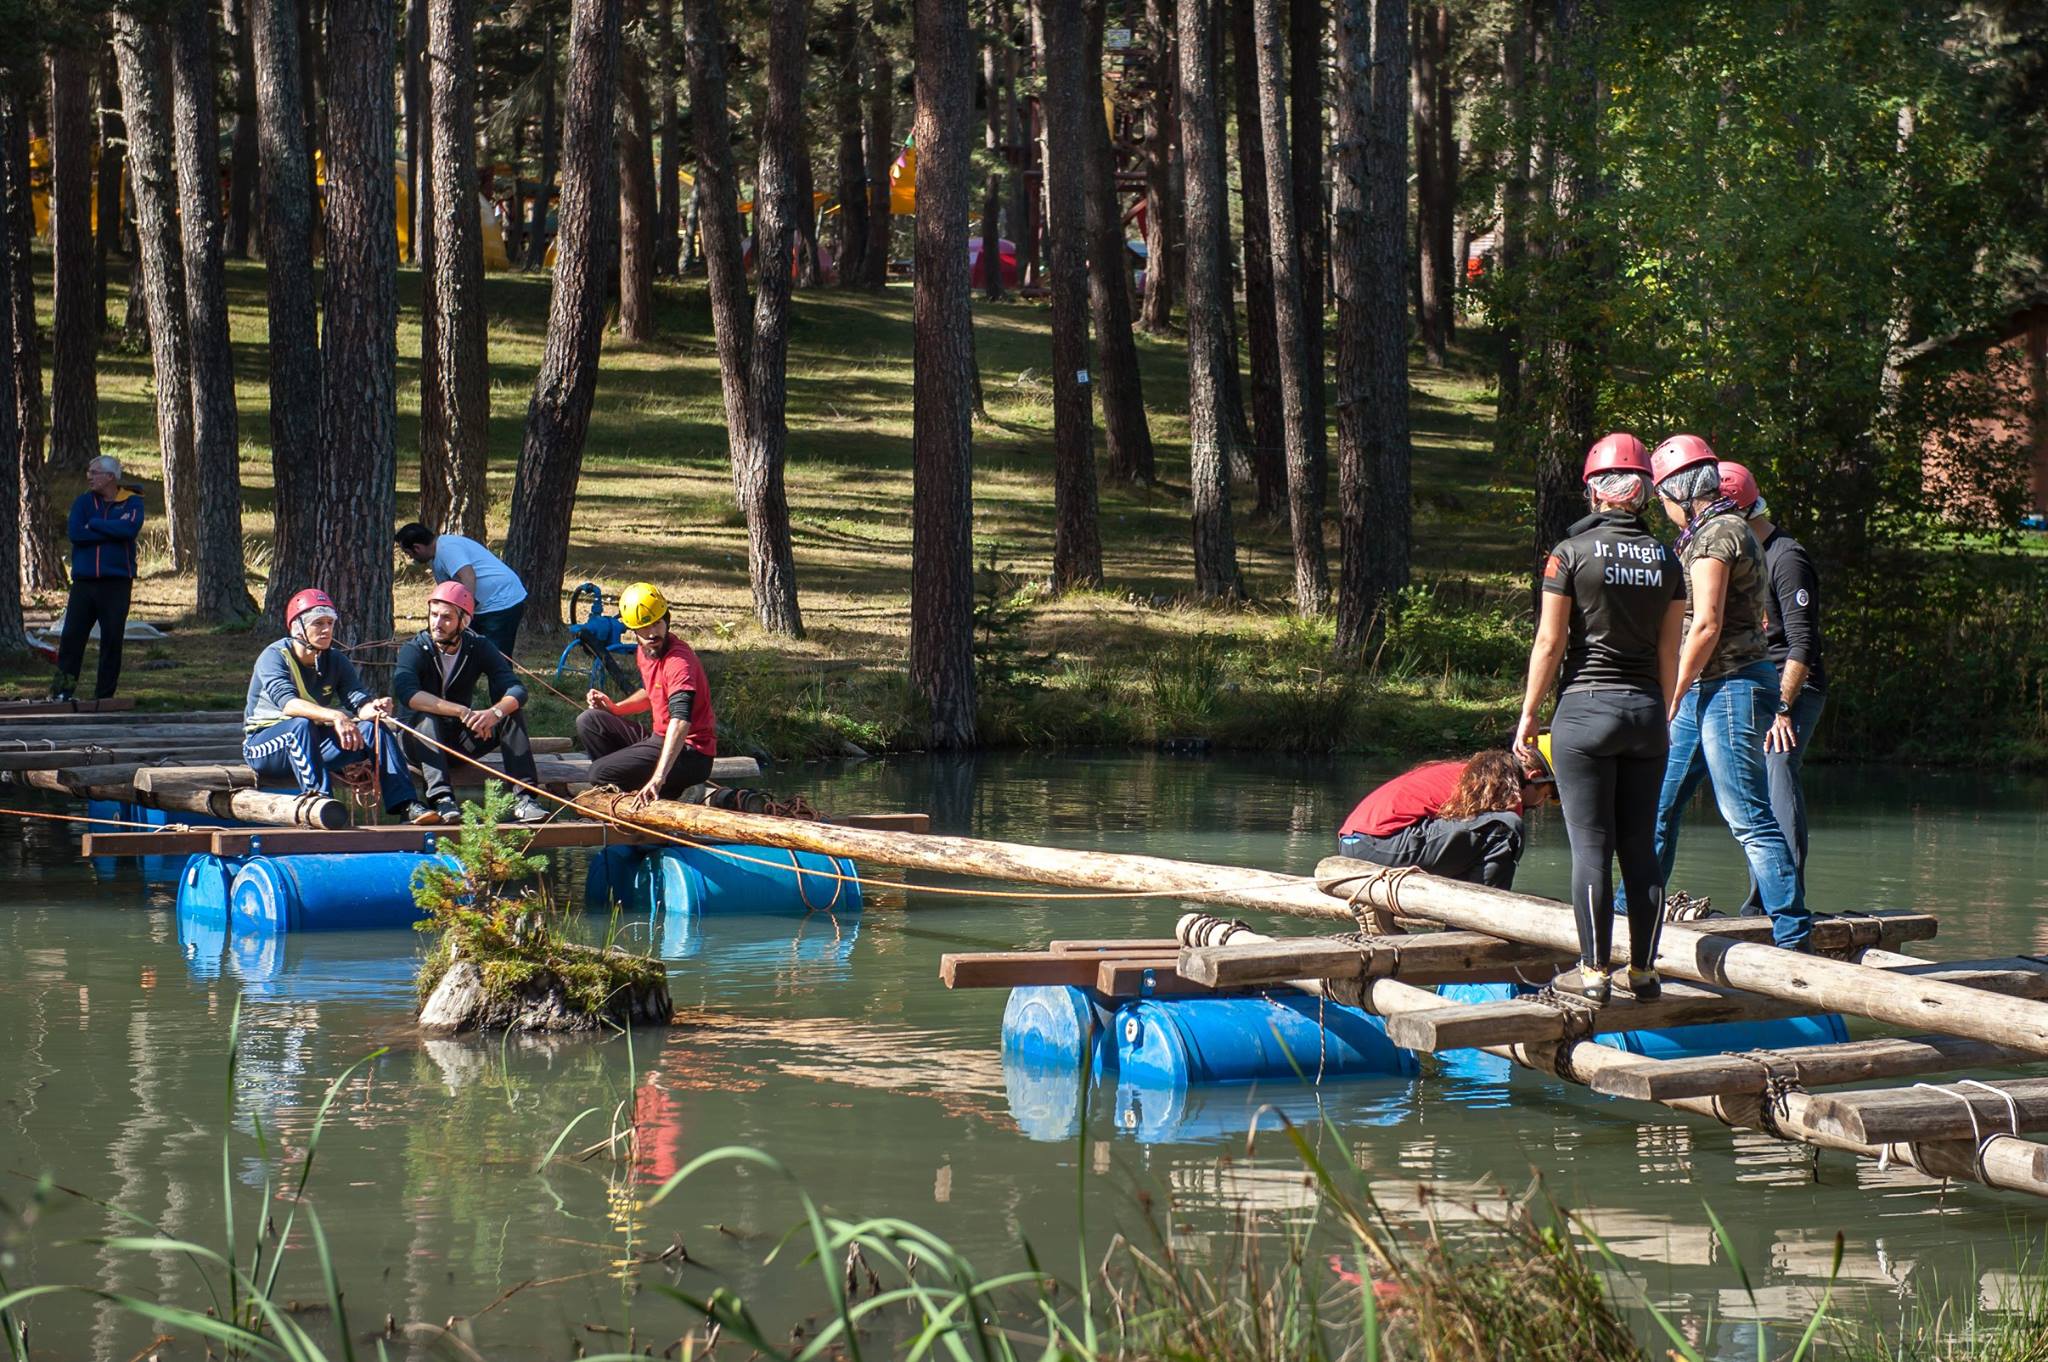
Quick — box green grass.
[4,251,1535,761]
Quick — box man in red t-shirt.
[574,582,719,805]
[1335,745,1553,889]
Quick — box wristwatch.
[1776,698,1792,715]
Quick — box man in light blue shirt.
[394,522,530,656]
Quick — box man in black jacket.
[392,581,551,823]
[1721,462,1827,911]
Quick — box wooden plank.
[1805,1078,2048,1145]
[1049,938,1184,955]
[0,742,247,771]
[1591,1033,2047,1103]
[80,830,217,856]
[0,696,137,715]
[1095,959,1214,997]
[0,708,243,726]
[940,953,1134,989]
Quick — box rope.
[0,802,199,833]
[1339,865,1418,935]
[383,717,1322,906]
[1907,1079,2024,1182]
[1529,985,1600,1086]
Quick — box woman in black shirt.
[1516,434,1688,1003]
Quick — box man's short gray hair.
[1586,471,1650,513]
[1656,462,1722,504]
[87,455,122,478]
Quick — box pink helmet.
[285,588,337,629]
[1582,433,1651,482]
[1718,460,1761,513]
[427,579,476,619]
[1650,434,1717,487]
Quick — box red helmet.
[427,579,476,619]
[1650,434,1717,487]
[1582,432,1650,482]
[1718,460,1761,512]
[285,588,337,629]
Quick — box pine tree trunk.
[1332,0,1409,655]
[416,67,443,514]
[226,0,261,258]
[0,109,28,652]
[861,0,893,289]
[1015,75,1040,288]
[681,179,701,271]
[48,46,102,490]
[1528,0,1596,566]
[299,0,321,235]
[312,0,400,656]
[4,88,63,597]
[1138,0,1175,332]
[422,0,491,538]
[1432,2,1453,343]
[617,36,656,340]
[112,13,200,573]
[1412,2,1445,365]
[655,0,681,276]
[1250,0,1329,613]
[1036,0,1104,590]
[95,49,124,336]
[979,0,1006,302]
[832,1,868,285]
[1229,0,1283,516]
[251,0,323,622]
[526,18,556,271]
[909,0,977,748]
[1005,2,1033,293]
[1290,0,1324,340]
[170,0,255,622]
[684,0,805,636]
[405,0,427,261]
[503,0,623,636]
[1176,0,1240,600]
[1492,0,1527,467]
[1082,0,1153,486]
[792,147,821,288]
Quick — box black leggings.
[56,576,132,698]
[1550,688,1668,970]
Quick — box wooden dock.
[543,793,2048,1203]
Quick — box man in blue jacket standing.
[53,456,145,701]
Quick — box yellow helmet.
[618,582,670,631]
[1525,732,1556,783]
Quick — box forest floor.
[4,258,1539,762]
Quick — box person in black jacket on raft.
[1517,433,1688,1004]
[391,580,553,824]
[1716,459,1827,914]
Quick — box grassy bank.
[4,256,1535,763]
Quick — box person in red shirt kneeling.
[1336,743,1554,890]
[576,582,719,808]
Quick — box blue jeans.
[1651,661,1810,950]
[242,717,418,810]
[1741,687,1825,917]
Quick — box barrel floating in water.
[628,844,863,917]
[229,851,457,935]
[1599,1011,1850,1060]
[585,845,643,912]
[1114,995,1419,1088]
[1112,1073,1417,1144]
[1001,985,1116,1072]
[177,854,245,921]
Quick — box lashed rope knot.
[1530,984,1601,1084]
[1329,863,1419,935]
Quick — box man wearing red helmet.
[390,580,552,824]
[240,589,437,823]
[1644,434,1810,952]
[1718,461,1827,914]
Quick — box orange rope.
[381,716,1295,905]
[0,802,198,833]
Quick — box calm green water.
[3,753,2046,1358]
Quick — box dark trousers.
[1742,688,1825,917]
[242,716,418,809]
[407,711,540,802]
[575,708,713,799]
[1552,687,1668,970]
[1338,810,1525,890]
[56,576,133,698]
[472,602,525,660]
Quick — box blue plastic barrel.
[1113,1073,1417,1144]
[177,900,229,980]
[585,845,644,912]
[1601,1012,1849,1060]
[1003,1050,1092,1143]
[632,844,862,916]
[176,854,245,920]
[1114,995,1419,1088]
[229,851,457,934]
[1001,986,1115,1072]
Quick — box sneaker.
[396,800,443,826]
[432,796,463,824]
[1555,966,1612,1005]
[1624,967,1662,1002]
[510,794,552,823]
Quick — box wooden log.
[1314,856,2048,1059]
[0,696,137,715]
[1803,1078,2048,1145]
[0,723,250,746]
[569,790,1359,920]
[1598,1034,2048,1102]
[133,765,258,794]
[130,770,348,830]
[0,708,243,727]
[0,741,249,771]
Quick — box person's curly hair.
[1438,749,1530,820]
